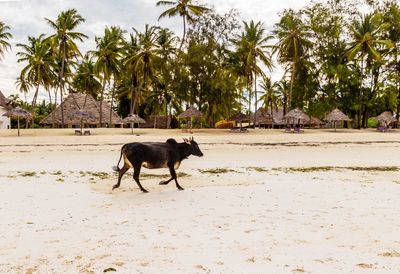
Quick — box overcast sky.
[0,0,311,100]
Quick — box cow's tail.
[112,145,125,172]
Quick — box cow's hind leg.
[168,166,184,190]
[133,164,148,193]
[159,177,174,185]
[112,163,130,190]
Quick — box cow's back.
[123,142,172,169]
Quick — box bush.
[368,117,379,128]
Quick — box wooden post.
[17,117,20,137]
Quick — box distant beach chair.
[74,130,82,136]
[294,127,304,133]
[377,125,387,132]
[284,127,292,133]
[84,130,91,135]
[230,127,248,133]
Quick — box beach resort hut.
[0,91,11,129]
[324,108,351,131]
[309,116,325,128]
[229,112,250,131]
[284,108,310,131]
[41,93,123,128]
[255,108,272,128]
[123,114,146,134]
[376,111,397,131]
[178,107,203,130]
[3,107,34,136]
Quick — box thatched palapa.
[41,93,122,126]
[376,111,397,124]
[3,107,34,136]
[229,112,249,122]
[178,107,203,119]
[325,108,351,122]
[285,108,310,122]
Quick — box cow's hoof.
[177,187,184,191]
[159,181,167,185]
[112,185,119,191]
[141,189,149,193]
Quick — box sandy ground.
[0,128,400,273]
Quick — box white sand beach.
[0,128,400,273]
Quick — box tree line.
[0,0,399,128]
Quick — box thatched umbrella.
[284,108,309,128]
[324,108,351,131]
[376,111,397,125]
[3,107,34,136]
[178,107,203,129]
[69,110,97,134]
[123,114,146,134]
[229,112,250,130]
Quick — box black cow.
[112,137,203,192]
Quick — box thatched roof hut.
[178,107,203,119]
[376,111,397,124]
[123,114,146,124]
[285,108,310,123]
[255,108,272,124]
[41,93,123,126]
[230,112,250,122]
[324,108,351,122]
[0,91,10,108]
[309,116,324,127]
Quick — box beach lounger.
[74,130,82,135]
[294,127,304,133]
[377,126,388,132]
[284,127,292,133]
[84,130,91,135]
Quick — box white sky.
[0,0,311,101]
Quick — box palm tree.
[72,55,102,101]
[259,76,280,127]
[16,35,54,108]
[91,26,123,126]
[156,0,209,50]
[346,13,393,128]
[45,9,87,127]
[234,20,273,126]
[0,21,12,60]
[273,9,311,111]
[125,25,160,115]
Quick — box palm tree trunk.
[31,84,40,108]
[253,72,257,128]
[270,100,274,129]
[48,90,52,105]
[109,80,116,128]
[60,39,67,128]
[358,57,364,129]
[99,79,106,127]
[179,15,186,51]
[289,61,296,111]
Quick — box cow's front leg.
[168,166,184,190]
[133,164,148,193]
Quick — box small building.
[41,93,123,127]
[0,91,11,129]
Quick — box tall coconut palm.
[259,76,280,127]
[125,24,160,114]
[0,21,12,60]
[72,55,102,101]
[16,34,54,108]
[45,9,87,127]
[156,0,209,50]
[234,20,273,126]
[346,13,393,128]
[273,10,311,111]
[91,26,123,127]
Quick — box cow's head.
[183,137,203,157]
